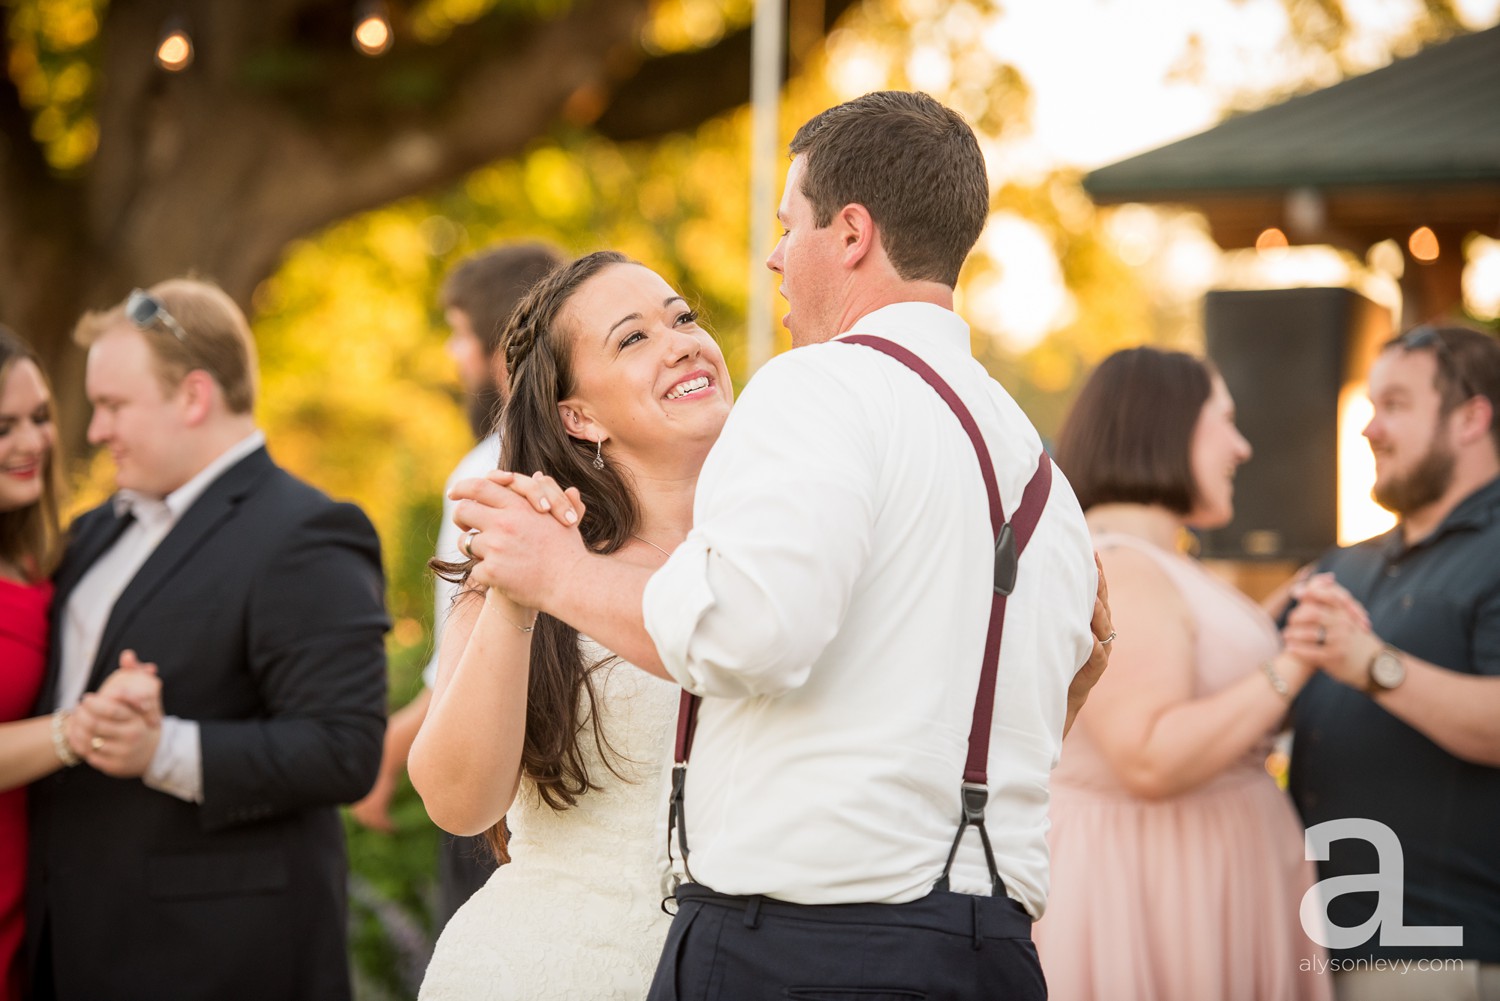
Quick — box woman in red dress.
[0,327,159,1000]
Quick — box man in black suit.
[27,278,389,1000]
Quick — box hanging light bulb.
[155,18,194,72]
[1255,227,1289,252]
[353,1,393,56]
[1408,226,1440,263]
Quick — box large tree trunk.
[0,0,858,455]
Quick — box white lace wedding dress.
[419,640,679,1000]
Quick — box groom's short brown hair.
[789,91,989,288]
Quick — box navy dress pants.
[646,884,1047,1001]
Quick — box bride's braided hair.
[435,251,641,865]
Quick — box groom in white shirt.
[453,91,1104,1000]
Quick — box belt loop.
[971,895,982,951]
[744,896,763,929]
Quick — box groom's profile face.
[767,156,845,349]
[85,326,191,497]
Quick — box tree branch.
[41,0,872,309]
[592,0,863,143]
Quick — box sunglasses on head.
[125,288,188,343]
[1396,326,1477,403]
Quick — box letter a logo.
[1300,819,1463,949]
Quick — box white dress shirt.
[422,433,502,689]
[643,303,1096,916]
[56,430,267,802]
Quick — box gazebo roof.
[1083,24,1500,249]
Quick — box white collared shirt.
[422,433,502,689]
[643,303,1096,916]
[56,430,267,802]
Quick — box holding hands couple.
[413,92,1111,1001]
[54,651,164,779]
[453,472,586,619]
[17,280,391,1001]
[1280,573,1390,692]
[1254,562,1381,700]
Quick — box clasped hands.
[1281,573,1386,691]
[452,471,1125,725]
[66,649,164,777]
[450,470,591,609]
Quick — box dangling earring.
[592,436,605,471]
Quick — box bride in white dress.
[420,636,677,999]
[409,251,736,1000]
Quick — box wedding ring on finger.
[1102,631,1117,645]
[458,528,479,560]
[90,735,104,751]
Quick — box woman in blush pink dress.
[0,327,159,1001]
[1035,347,1331,1001]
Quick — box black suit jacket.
[27,446,389,1001]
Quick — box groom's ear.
[836,202,877,270]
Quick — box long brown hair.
[434,251,643,863]
[0,325,65,580]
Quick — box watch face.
[1371,650,1405,690]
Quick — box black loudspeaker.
[1200,288,1391,563]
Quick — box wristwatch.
[1367,646,1406,693]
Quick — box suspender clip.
[993,522,1017,596]
[666,762,696,888]
[938,781,1003,897]
[960,781,989,824]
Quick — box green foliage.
[344,643,442,999]
[5,0,104,170]
[644,0,753,53]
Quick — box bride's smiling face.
[557,263,733,469]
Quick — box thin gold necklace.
[631,533,673,559]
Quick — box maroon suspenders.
[666,333,1053,900]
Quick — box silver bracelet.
[51,708,81,767]
[1261,660,1292,702]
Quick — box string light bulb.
[353,2,393,56]
[1408,226,1440,263]
[155,19,193,72]
[1255,227,1289,252]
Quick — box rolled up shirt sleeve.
[643,348,879,699]
[644,535,814,698]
